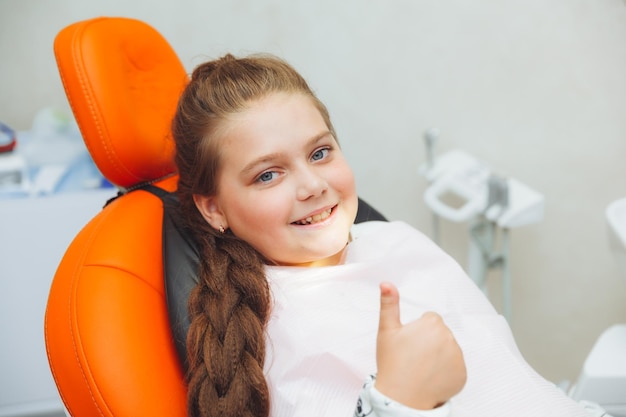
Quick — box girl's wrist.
[360,375,451,417]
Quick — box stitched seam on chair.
[75,40,120,186]
[81,262,165,295]
[74,24,141,186]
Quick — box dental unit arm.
[421,149,544,228]
[419,129,545,321]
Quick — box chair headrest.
[54,17,189,189]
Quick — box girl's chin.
[272,245,348,267]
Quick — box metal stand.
[468,216,511,321]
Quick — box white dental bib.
[264,221,588,417]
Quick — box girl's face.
[194,92,358,267]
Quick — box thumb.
[378,282,401,331]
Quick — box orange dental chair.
[44,17,189,417]
[44,16,387,417]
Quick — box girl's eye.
[256,171,277,183]
[311,147,330,161]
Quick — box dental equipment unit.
[419,128,545,321]
[419,129,626,414]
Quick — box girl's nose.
[296,168,328,200]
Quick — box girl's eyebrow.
[240,131,333,177]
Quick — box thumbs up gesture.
[375,282,467,410]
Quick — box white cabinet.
[0,189,115,417]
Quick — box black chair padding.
[354,198,386,224]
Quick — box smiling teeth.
[294,209,332,225]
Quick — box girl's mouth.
[292,207,334,225]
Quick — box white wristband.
[357,375,451,417]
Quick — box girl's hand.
[374,282,467,410]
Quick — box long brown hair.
[172,54,336,417]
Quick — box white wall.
[2,0,626,385]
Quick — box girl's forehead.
[215,94,330,168]
[224,93,324,138]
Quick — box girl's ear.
[193,194,228,231]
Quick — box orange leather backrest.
[44,17,189,417]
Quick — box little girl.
[169,53,600,417]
